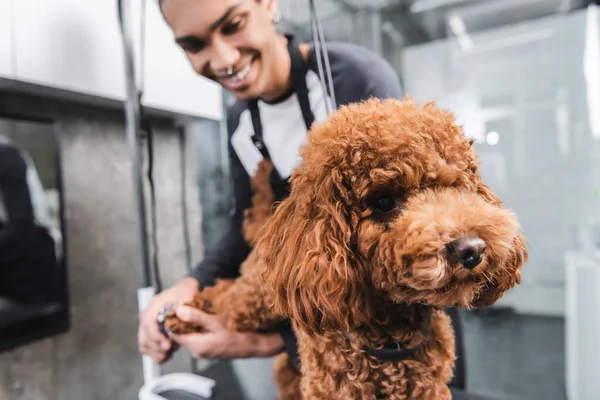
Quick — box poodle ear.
[257,172,371,337]
[473,181,528,306]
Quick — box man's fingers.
[143,326,171,350]
[139,338,180,364]
[175,306,220,331]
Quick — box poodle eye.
[372,196,396,213]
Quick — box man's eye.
[182,41,206,53]
[222,18,245,35]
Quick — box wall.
[0,0,13,79]
[402,7,600,316]
[0,0,223,121]
[0,92,204,400]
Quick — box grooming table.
[139,373,216,400]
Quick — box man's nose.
[209,38,240,73]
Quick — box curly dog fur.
[256,98,527,400]
[163,159,302,400]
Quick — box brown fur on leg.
[163,279,235,335]
[243,160,274,245]
[274,352,302,400]
[162,159,301,399]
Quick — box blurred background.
[0,0,599,399]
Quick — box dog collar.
[344,332,420,362]
[362,341,419,361]
[345,324,431,362]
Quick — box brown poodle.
[256,97,528,400]
[162,159,302,400]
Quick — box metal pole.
[119,0,151,289]
[311,0,338,110]
[118,0,160,384]
[309,0,332,115]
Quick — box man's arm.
[309,42,404,106]
[138,103,254,364]
[359,52,403,100]
[188,102,253,289]
[188,149,252,288]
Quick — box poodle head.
[257,98,527,336]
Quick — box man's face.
[162,0,279,100]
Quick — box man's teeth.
[228,65,251,82]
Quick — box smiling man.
[165,0,291,100]
[137,0,426,398]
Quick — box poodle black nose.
[446,236,486,269]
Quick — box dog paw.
[158,304,206,336]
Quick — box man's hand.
[170,306,284,359]
[138,277,199,364]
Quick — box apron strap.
[248,35,316,166]
[287,35,316,131]
[248,100,271,160]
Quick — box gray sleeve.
[188,101,252,288]
[308,42,404,106]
